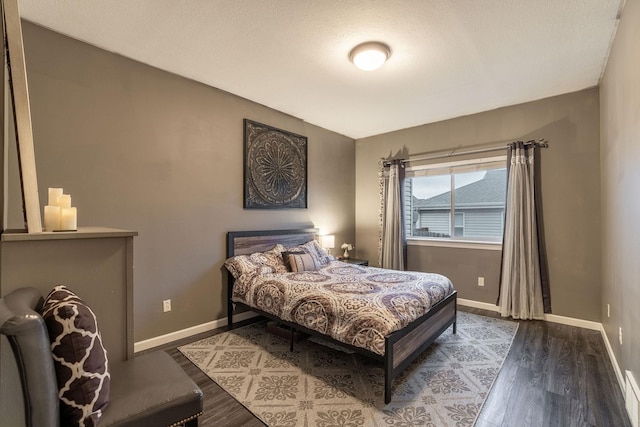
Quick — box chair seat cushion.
[100,351,203,427]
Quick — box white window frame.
[405,155,506,250]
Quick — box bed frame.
[225,228,457,404]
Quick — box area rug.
[178,311,518,427]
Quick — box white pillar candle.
[48,188,63,206]
[60,207,77,231]
[44,205,61,231]
[56,194,72,208]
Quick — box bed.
[225,228,457,404]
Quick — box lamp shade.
[320,234,335,249]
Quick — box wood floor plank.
[163,307,631,427]
[582,352,630,426]
[544,336,577,397]
[476,344,521,424]
[542,391,589,427]
[581,327,605,357]
[501,366,546,426]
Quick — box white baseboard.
[601,324,625,393]
[543,313,601,331]
[625,371,640,427]
[457,298,500,312]
[134,311,259,353]
[457,298,625,393]
[457,298,601,330]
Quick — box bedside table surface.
[339,258,368,266]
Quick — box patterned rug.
[178,311,518,427]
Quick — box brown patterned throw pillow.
[289,253,321,272]
[287,240,334,266]
[40,285,110,427]
[281,250,305,271]
[249,244,288,274]
[225,254,264,278]
[225,244,288,278]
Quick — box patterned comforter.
[232,261,455,355]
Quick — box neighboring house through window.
[404,156,507,243]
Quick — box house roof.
[414,169,507,210]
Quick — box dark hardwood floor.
[162,307,631,427]
[464,307,630,427]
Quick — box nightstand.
[340,258,368,266]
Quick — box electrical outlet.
[163,299,171,313]
[478,277,485,287]
[619,327,623,345]
[607,303,610,318]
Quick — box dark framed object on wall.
[243,119,308,209]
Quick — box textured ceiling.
[18,0,624,139]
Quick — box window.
[454,212,465,237]
[404,156,507,242]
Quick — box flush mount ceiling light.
[349,41,391,71]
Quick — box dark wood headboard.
[226,228,319,258]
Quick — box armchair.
[0,287,203,427]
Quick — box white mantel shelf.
[1,226,138,242]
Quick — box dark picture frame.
[243,119,307,209]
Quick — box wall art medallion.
[244,119,308,209]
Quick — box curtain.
[498,142,551,319]
[380,160,406,270]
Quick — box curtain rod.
[382,139,548,166]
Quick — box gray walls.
[355,89,602,321]
[13,22,355,342]
[9,13,632,367]
[600,0,640,386]
[407,246,502,304]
